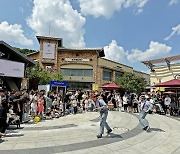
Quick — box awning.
[100,83,121,90]
[154,79,180,87]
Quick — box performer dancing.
[96,95,112,138]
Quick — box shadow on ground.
[149,128,165,132]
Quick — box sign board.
[64,58,90,62]
[42,42,55,59]
[175,74,180,79]
[155,87,165,91]
[50,81,68,87]
[92,84,98,91]
[0,59,24,78]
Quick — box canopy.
[154,79,180,87]
[163,91,176,95]
[100,83,121,90]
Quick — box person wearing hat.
[139,95,153,132]
[95,95,112,138]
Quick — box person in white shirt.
[123,93,129,112]
[139,95,153,132]
[164,95,171,115]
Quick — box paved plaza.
[0,111,179,154]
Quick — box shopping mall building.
[142,55,180,87]
[28,36,150,90]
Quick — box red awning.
[163,91,176,95]
[100,83,121,90]
[154,79,180,87]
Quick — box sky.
[0,0,180,73]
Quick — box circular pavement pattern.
[0,111,179,154]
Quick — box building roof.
[58,47,105,57]
[142,54,180,72]
[142,55,180,65]
[0,41,36,66]
[100,58,133,69]
[36,36,63,47]
[27,51,39,56]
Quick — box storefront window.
[68,82,92,90]
[103,70,112,81]
[61,69,93,77]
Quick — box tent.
[154,79,180,87]
[163,91,176,95]
[100,83,121,90]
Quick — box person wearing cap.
[95,95,112,138]
[139,95,153,132]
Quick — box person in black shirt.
[0,94,7,134]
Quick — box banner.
[42,42,55,59]
[92,84,98,91]
[156,87,165,91]
[0,59,24,78]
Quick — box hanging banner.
[92,84,98,91]
[42,42,55,59]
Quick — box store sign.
[0,59,24,78]
[155,87,165,92]
[64,58,90,62]
[42,42,55,59]
[50,81,68,87]
[92,84,98,91]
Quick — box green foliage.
[26,64,63,85]
[116,72,146,95]
[15,47,36,55]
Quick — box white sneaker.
[145,126,150,132]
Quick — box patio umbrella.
[154,79,180,87]
[163,91,176,95]
[100,83,121,90]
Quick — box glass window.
[61,69,93,76]
[103,70,112,81]
[84,70,92,76]
[115,72,121,79]
[70,69,76,76]
[77,70,83,76]
[61,69,70,76]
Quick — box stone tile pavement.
[0,111,179,154]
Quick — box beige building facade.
[142,55,180,87]
[28,36,149,90]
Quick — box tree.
[116,72,146,95]
[26,64,63,85]
[15,47,36,55]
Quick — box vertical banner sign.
[42,42,55,59]
[92,84,98,91]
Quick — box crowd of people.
[0,88,180,138]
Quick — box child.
[31,99,37,118]
[7,105,20,124]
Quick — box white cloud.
[104,40,172,64]
[164,24,180,40]
[127,41,172,62]
[0,21,33,46]
[104,40,128,63]
[169,0,179,5]
[27,0,86,47]
[77,0,149,18]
